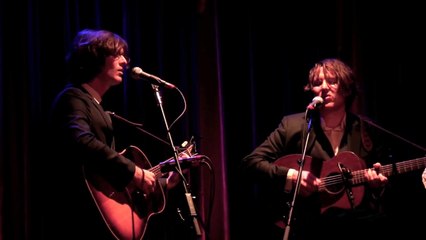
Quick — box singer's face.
[311,67,345,110]
[98,53,129,87]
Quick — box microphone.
[130,67,176,89]
[307,96,324,110]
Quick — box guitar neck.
[351,156,426,185]
[148,154,203,180]
[148,144,197,179]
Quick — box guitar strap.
[80,84,117,151]
[358,115,374,152]
[104,111,116,150]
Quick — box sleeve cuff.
[284,169,295,193]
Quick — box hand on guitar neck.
[365,162,388,188]
[130,167,185,195]
[131,145,194,194]
[164,169,188,190]
[161,144,195,190]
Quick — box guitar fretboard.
[350,157,426,185]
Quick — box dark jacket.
[43,84,136,240]
[241,111,388,240]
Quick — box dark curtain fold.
[1,0,426,239]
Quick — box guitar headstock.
[177,138,197,158]
[159,140,202,173]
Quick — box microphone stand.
[151,84,202,238]
[283,110,314,240]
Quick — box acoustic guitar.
[84,144,200,240]
[274,151,426,228]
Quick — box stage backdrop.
[1,0,425,239]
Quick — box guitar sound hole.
[324,173,345,194]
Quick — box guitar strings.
[318,156,426,191]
